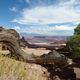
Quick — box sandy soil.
[21,47,50,56]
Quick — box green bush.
[68,24,80,59]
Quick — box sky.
[0,0,80,36]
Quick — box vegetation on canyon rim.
[68,24,80,59]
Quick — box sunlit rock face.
[0,55,49,80]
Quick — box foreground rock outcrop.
[0,54,49,80]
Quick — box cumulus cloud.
[50,25,76,31]
[12,26,21,30]
[59,0,80,7]
[12,0,80,25]
[9,7,17,12]
[18,25,75,36]
[11,0,80,35]
[25,0,57,7]
[26,0,30,3]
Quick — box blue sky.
[0,0,80,36]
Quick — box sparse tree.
[74,24,80,35]
[68,24,80,59]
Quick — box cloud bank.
[11,0,80,36]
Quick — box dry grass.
[0,54,49,80]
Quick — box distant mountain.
[26,36,70,43]
[20,33,43,37]
[20,33,70,43]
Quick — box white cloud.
[26,0,30,3]
[13,26,20,30]
[12,4,80,24]
[11,0,80,35]
[11,24,75,36]
[50,25,76,31]
[20,25,75,35]
[59,0,80,7]
[9,7,17,12]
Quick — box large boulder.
[36,50,68,65]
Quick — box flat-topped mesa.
[0,27,68,66]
